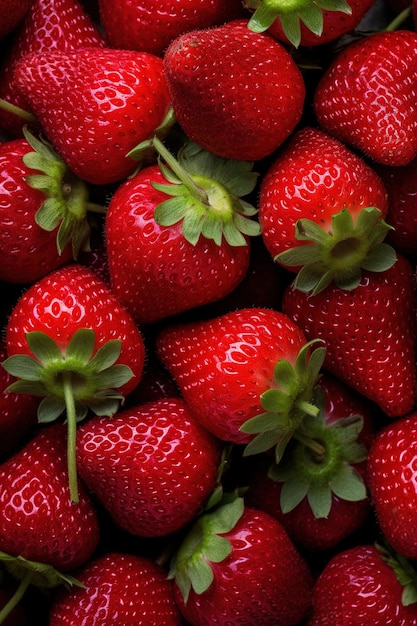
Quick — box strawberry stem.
[0,97,37,123]
[293,431,326,458]
[0,570,32,624]
[384,6,412,31]
[295,398,320,418]
[62,372,79,504]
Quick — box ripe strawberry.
[308,544,417,624]
[367,413,417,560]
[157,307,325,459]
[105,139,260,325]
[13,47,172,184]
[170,496,313,625]
[50,552,183,625]
[163,19,305,161]
[258,126,393,295]
[314,29,417,166]
[98,0,244,56]
[2,263,145,502]
[0,0,105,138]
[0,0,32,40]
[244,373,376,552]
[76,397,221,537]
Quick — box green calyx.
[2,329,133,504]
[240,339,326,463]
[275,207,397,296]
[22,127,105,258]
[377,543,417,607]
[150,137,261,247]
[268,386,367,518]
[245,0,352,47]
[168,495,244,603]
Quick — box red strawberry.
[0,0,32,40]
[157,307,325,459]
[308,544,417,624]
[367,413,417,560]
[0,0,105,138]
[314,29,417,166]
[170,496,313,626]
[13,47,172,184]
[105,139,260,325]
[98,0,244,56]
[244,373,376,552]
[76,397,221,537]
[50,552,183,625]
[163,19,305,161]
[2,263,145,502]
[258,126,392,295]
[282,253,417,418]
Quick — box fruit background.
[1,0,417,624]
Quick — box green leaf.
[2,354,43,381]
[243,429,280,456]
[154,197,189,226]
[37,396,66,423]
[188,558,214,595]
[240,410,281,434]
[202,534,233,563]
[299,1,324,35]
[280,475,310,513]
[35,197,64,231]
[307,482,332,518]
[88,339,123,372]
[93,364,133,389]
[317,0,352,14]
[279,13,302,47]
[5,380,47,395]
[65,329,95,365]
[26,331,62,365]
[208,497,244,535]
[86,396,122,417]
[360,243,397,272]
[329,464,367,502]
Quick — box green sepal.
[0,551,84,590]
[126,106,176,171]
[275,207,396,295]
[377,543,417,606]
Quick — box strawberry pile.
[1,0,417,624]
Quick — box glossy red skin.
[98,0,245,56]
[105,164,251,325]
[156,307,309,444]
[0,138,73,283]
[0,424,99,570]
[308,544,417,625]
[0,0,32,40]
[258,126,389,263]
[50,552,183,625]
[175,507,313,626]
[314,30,417,166]
[0,0,105,138]
[244,374,375,552]
[76,397,221,537]
[282,254,417,418]
[14,48,171,184]
[5,264,145,397]
[367,413,417,560]
[163,19,305,161]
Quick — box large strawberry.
[76,397,221,537]
[314,29,417,166]
[105,138,260,325]
[50,552,183,625]
[163,19,305,162]
[258,126,393,295]
[2,263,145,502]
[13,47,172,184]
[170,496,313,625]
[282,253,417,417]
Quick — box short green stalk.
[0,570,32,624]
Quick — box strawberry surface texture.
[2,0,417,624]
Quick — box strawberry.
[0,0,105,138]
[282,253,417,418]
[105,138,260,325]
[163,19,305,161]
[308,543,417,624]
[244,373,376,552]
[157,307,326,460]
[170,496,313,625]
[367,413,417,561]
[0,0,32,40]
[50,552,183,625]
[13,47,172,184]
[258,126,393,295]
[314,29,417,166]
[76,397,221,537]
[2,263,145,502]
[98,0,245,56]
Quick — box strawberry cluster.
[1,0,417,624]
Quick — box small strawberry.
[2,263,145,503]
[50,552,183,625]
[367,413,417,560]
[163,19,305,161]
[76,397,221,537]
[282,253,417,418]
[170,496,313,626]
[105,138,260,325]
[308,543,417,624]
[258,126,393,295]
[314,29,417,166]
[0,0,32,40]
[13,47,172,184]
